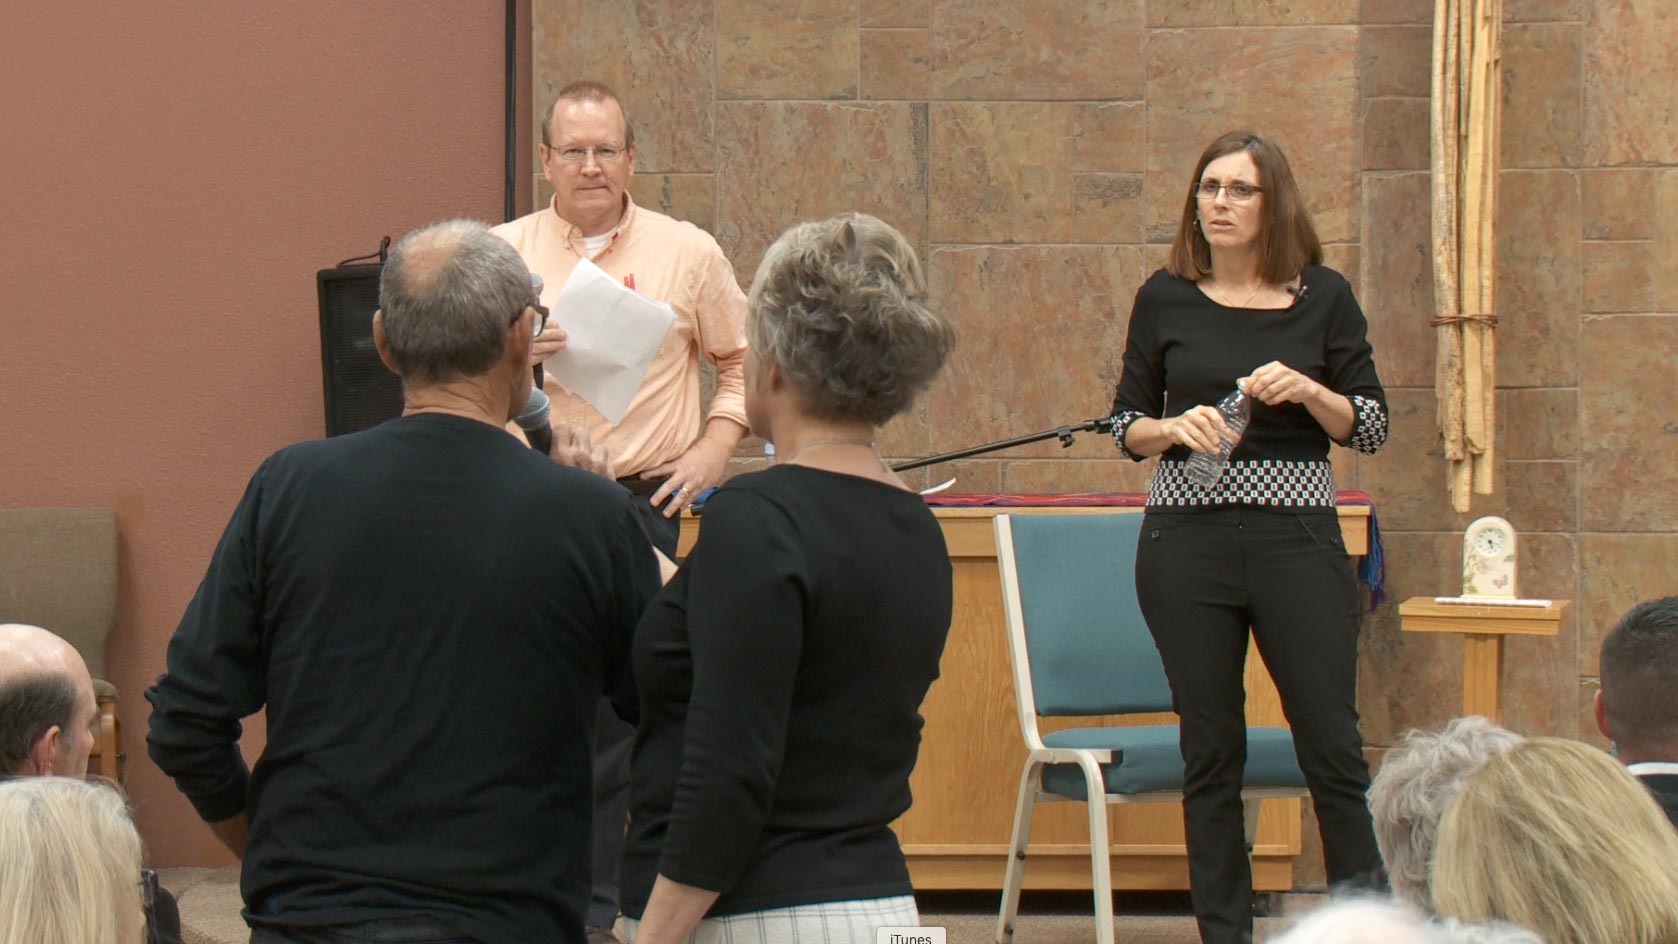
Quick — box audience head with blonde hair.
[1366,715,1524,908]
[1432,736,1678,944]
[0,776,146,944]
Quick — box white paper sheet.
[920,476,957,496]
[1431,596,1554,607]
[544,258,676,424]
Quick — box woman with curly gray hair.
[1366,716,1524,909]
[619,213,956,944]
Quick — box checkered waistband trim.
[1147,459,1338,507]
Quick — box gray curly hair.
[747,213,955,426]
[1367,716,1524,909]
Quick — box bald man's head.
[0,624,97,777]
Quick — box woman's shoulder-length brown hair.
[1166,130,1323,285]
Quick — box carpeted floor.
[159,870,1324,944]
[159,867,247,944]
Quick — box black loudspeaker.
[317,264,402,436]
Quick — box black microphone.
[515,385,553,455]
[517,270,553,454]
[1288,282,1310,302]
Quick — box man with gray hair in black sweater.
[147,220,663,944]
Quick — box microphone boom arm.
[889,416,1115,473]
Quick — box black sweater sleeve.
[656,487,807,891]
[1109,278,1165,462]
[144,461,271,823]
[1319,270,1388,454]
[604,498,664,726]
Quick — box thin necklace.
[1210,279,1265,309]
[781,438,879,464]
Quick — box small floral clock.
[1462,516,1517,599]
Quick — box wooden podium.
[1397,597,1569,721]
[679,502,1372,892]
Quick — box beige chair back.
[0,507,119,681]
[0,506,122,777]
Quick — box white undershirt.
[581,232,612,256]
[1627,761,1678,776]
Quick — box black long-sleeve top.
[619,465,953,918]
[145,414,660,944]
[1110,266,1388,507]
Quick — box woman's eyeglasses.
[1195,181,1263,203]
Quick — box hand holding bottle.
[1162,404,1233,454]
[1240,360,1322,406]
[1185,385,1252,488]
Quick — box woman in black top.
[1109,131,1388,944]
[620,213,956,944]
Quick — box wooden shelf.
[1398,596,1570,721]
[1397,598,1568,636]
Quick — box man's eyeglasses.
[513,301,550,339]
[545,144,626,166]
[140,867,157,910]
[1195,181,1263,203]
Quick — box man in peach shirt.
[492,80,748,944]
[493,81,748,559]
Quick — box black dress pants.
[250,917,472,943]
[1135,506,1382,944]
[588,488,679,928]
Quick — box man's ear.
[372,311,400,375]
[509,308,535,366]
[1593,688,1613,741]
[27,725,60,776]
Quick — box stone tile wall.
[532,0,1678,756]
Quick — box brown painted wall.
[1,3,513,866]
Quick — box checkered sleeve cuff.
[1111,410,1149,462]
[1344,395,1388,455]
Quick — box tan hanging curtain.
[1431,0,1502,513]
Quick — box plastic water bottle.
[1184,386,1251,488]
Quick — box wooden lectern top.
[1397,597,1569,637]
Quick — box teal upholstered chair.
[992,512,1308,944]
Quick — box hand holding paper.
[544,258,676,423]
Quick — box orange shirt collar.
[547,193,637,253]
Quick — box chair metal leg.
[997,758,1044,944]
[1242,797,1266,919]
[1077,755,1116,944]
